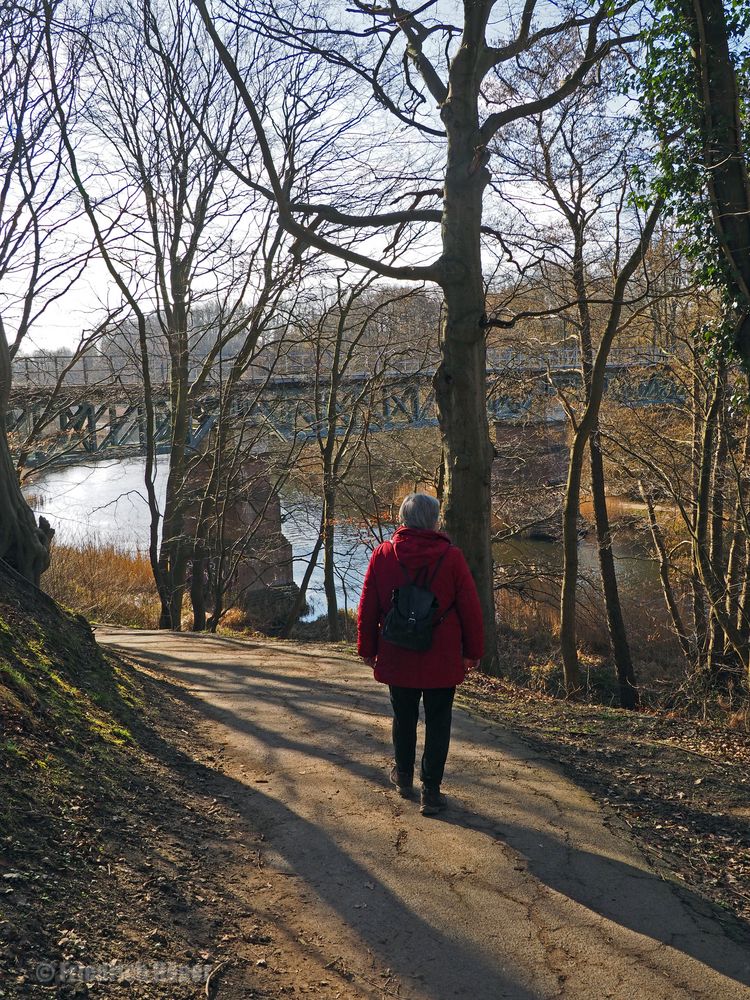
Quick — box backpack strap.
[382,540,457,628]
[431,546,456,625]
[436,601,455,626]
[426,545,452,588]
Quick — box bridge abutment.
[183,438,295,626]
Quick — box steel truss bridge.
[8,347,681,468]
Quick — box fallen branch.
[205,959,230,998]
[638,738,743,770]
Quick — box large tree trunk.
[707,383,728,675]
[190,543,208,632]
[682,0,750,368]
[738,547,750,648]
[725,413,749,636]
[158,449,190,630]
[571,224,637,707]
[690,363,708,664]
[560,430,585,694]
[435,94,497,672]
[693,365,749,678]
[158,284,191,630]
[0,329,53,585]
[736,419,750,652]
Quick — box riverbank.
[28,452,670,639]
[24,459,375,624]
[36,528,687,713]
[24,448,725,720]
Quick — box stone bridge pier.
[492,417,569,540]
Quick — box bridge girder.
[7,361,682,468]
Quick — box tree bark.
[707,379,728,674]
[190,544,208,632]
[690,362,708,665]
[738,547,750,648]
[322,478,340,641]
[435,68,497,672]
[693,365,749,678]
[560,430,585,694]
[0,326,53,585]
[725,413,749,635]
[681,0,750,368]
[157,264,191,630]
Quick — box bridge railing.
[10,353,169,387]
[11,344,673,389]
[486,344,671,370]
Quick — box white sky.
[11,0,644,355]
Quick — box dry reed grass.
[43,537,159,628]
[496,584,686,704]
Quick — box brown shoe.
[420,786,447,816]
[390,766,414,798]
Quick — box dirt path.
[97,628,750,1000]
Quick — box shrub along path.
[96,627,750,1000]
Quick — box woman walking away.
[357,492,484,816]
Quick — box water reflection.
[494,529,665,629]
[25,459,163,551]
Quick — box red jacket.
[357,527,484,688]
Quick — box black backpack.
[381,543,454,651]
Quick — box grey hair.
[398,492,440,530]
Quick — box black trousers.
[388,685,456,791]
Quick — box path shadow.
[104,633,750,993]
[434,806,750,985]
[118,688,534,997]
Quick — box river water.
[24,458,373,620]
[25,457,663,627]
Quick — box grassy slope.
[0,562,144,832]
[0,561,141,825]
[0,564,153,992]
[0,567,252,998]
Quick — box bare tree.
[490,59,662,701]
[9,315,125,476]
[0,0,91,583]
[186,0,642,670]
[183,294,307,631]
[604,313,750,694]
[277,276,434,639]
[48,0,306,627]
